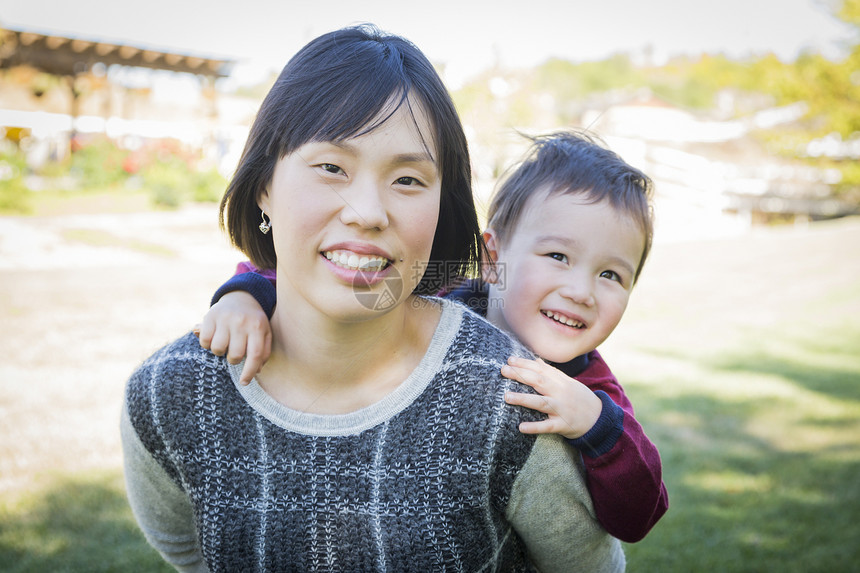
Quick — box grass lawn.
[1,207,858,571]
[602,218,860,571]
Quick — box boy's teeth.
[324,251,388,271]
[544,311,584,328]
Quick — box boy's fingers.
[507,356,541,371]
[517,420,555,435]
[518,356,558,379]
[208,328,230,357]
[238,332,272,385]
[246,331,272,362]
[197,321,215,349]
[502,363,538,381]
[239,361,259,386]
[532,358,557,375]
[225,335,248,365]
[505,391,553,413]
[501,364,546,391]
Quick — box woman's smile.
[260,101,441,320]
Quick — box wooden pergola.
[0,27,236,153]
[0,27,234,78]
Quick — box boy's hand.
[194,291,272,385]
[501,356,603,440]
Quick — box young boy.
[198,130,668,543]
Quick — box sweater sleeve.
[506,433,625,572]
[568,350,669,543]
[209,262,277,318]
[121,401,208,572]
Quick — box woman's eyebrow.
[327,140,437,166]
[392,152,437,165]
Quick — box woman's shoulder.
[440,298,532,361]
[125,332,226,413]
[131,331,218,377]
[434,298,535,396]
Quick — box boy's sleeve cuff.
[210,273,277,318]
[566,390,625,458]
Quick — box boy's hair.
[220,24,482,295]
[486,130,655,282]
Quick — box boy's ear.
[482,229,501,284]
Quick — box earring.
[258,210,271,234]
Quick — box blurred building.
[580,92,857,240]
[0,26,257,176]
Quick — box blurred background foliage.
[449,0,860,194]
[0,0,858,214]
[0,135,226,214]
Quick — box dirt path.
[2,208,859,497]
[0,205,243,494]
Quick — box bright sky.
[0,0,854,88]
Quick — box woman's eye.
[547,253,568,264]
[395,176,422,186]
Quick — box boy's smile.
[485,190,645,363]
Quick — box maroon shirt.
[566,350,668,542]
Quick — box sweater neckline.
[228,297,463,436]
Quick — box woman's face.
[260,101,442,323]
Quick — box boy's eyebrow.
[605,256,637,277]
[534,234,578,248]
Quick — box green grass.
[620,329,860,571]
[0,216,858,571]
[0,471,171,572]
[606,218,860,571]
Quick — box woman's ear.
[482,229,501,284]
[257,187,270,214]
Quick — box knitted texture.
[126,302,547,572]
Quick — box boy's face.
[484,191,645,363]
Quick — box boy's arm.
[210,264,277,318]
[503,351,669,543]
[567,350,669,543]
[197,264,277,384]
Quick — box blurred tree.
[535,54,641,101]
[450,1,860,201]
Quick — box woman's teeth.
[324,251,389,271]
[543,310,584,328]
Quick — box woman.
[122,24,624,572]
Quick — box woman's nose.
[338,178,389,230]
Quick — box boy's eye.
[547,253,568,264]
[600,270,623,284]
[319,163,344,175]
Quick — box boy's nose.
[560,275,595,307]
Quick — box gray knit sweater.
[122,299,624,572]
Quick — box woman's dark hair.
[487,130,655,283]
[220,24,481,295]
